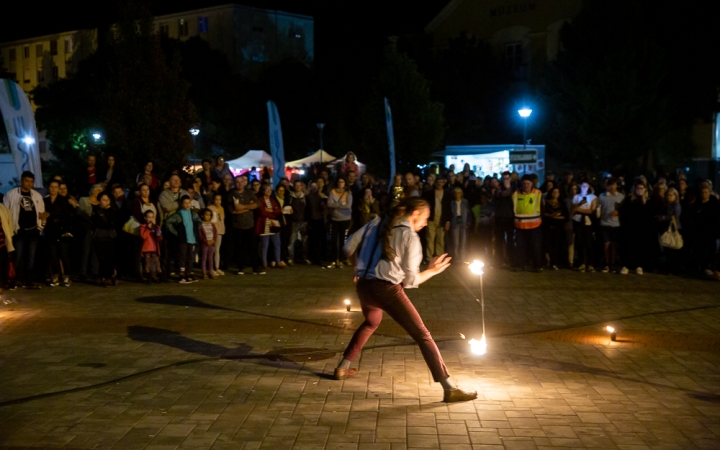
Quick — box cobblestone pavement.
[1,265,719,450]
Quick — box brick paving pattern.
[1,266,719,449]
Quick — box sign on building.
[509,150,537,164]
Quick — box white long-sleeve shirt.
[344,217,422,289]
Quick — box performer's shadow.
[127,325,336,376]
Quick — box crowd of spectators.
[0,152,718,292]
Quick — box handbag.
[122,216,141,236]
[660,216,683,250]
[269,219,281,233]
[93,228,118,241]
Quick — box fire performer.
[335,197,477,402]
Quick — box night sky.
[1,1,450,57]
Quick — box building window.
[159,23,169,37]
[64,38,72,54]
[50,40,58,55]
[178,19,188,37]
[9,49,16,62]
[198,16,208,33]
[23,46,30,58]
[52,66,58,81]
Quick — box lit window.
[198,16,208,33]
[178,19,188,37]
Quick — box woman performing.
[336,197,477,403]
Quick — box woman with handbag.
[274,184,292,266]
[327,178,353,268]
[256,185,284,270]
[91,193,119,287]
[659,188,682,274]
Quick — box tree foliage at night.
[358,43,445,178]
[539,0,694,173]
[34,1,195,188]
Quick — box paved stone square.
[1,265,719,449]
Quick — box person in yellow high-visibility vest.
[512,174,543,271]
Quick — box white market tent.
[226,150,273,174]
[285,149,337,168]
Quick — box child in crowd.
[187,186,202,211]
[199,208,217,279]
[139,210,162,283]
[166,196,201,283]
[208,193,225,275]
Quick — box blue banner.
[0,79,43,187]
[384,97,396,179]
[267,101,285,187]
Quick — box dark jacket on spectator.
[423,188,451,224]
[288,192,308,223]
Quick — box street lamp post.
[317,123,325,164]
[190,128,200,170]
[518,108,532,150]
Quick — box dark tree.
[101,1,195,177]
[539,0,693,173]
[359,43,445,177]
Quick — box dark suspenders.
[362,222,410,280]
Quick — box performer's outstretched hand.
[428,253,452,275]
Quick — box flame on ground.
[469,334,487,355]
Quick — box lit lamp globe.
[469,260,484,275]
[344,299,351,312]
[518,108,532,118]
[469,335,487,355]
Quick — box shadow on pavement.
[127,325,333,375]
[137,295,235,311]
[0,327,337,408]
[128,325,249,357]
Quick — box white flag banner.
[384,97,396,179]
[266,100,285,187]
[0,79,43,187]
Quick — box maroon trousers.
[343,278,449,382]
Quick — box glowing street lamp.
[517,107,532,150]
[468,260,487,355]
[92,132,102,141]
[189,128,200,136]
[21,136,35,146]
[344,299,351,312]
[606,326,616,342]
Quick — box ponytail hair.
[380,197,429,260]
